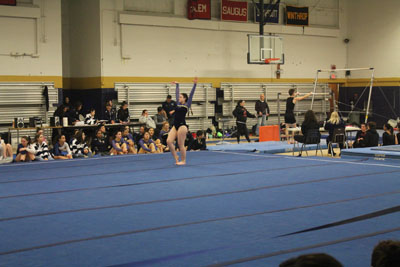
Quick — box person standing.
[162,95,177,125]
[255,94,270,135]
[233,100,256,144]
[285,89,313,143]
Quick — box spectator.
[162,95,177,125]
[117,101,130,123]
[139,109,156,129]
[63,96,71,109]
[279,253,343,267]
[359,121,379,147]
[159,121,170,151]
[104,103,116,124]
[294,110,320,143]
[184,130,194,151]
[149,127,164,152]
[135,125,146,146]
[255,93,270,135]
[371,240,400,267]
[70,130,91,158]
[190,130,207,151]
[15,136,35,162]
[111,131,128,155]
[154,106,167,129]
[324,111,345,156]
[36,128,48,144]
[30,133,52,161]
[68,101,83,125]
[84,108,97,125]
[0,135,13,163]
[138,131,158,154]
[91,129,110,156]
[352,123,367,148]
[382,123,397,146]
[53,135,72,160]
[54,104,69,119]
[122,126,137,154]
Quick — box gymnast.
[167,77,197,165]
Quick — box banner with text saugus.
[255,3,279,24]
[285,5,309,26]
[188,0,211,20]
[0,0,16,5]
[221,0,248,22]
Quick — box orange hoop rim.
[264,58,281,64]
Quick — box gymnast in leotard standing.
[167,77,197,165]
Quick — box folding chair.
[328,127,348,157]
[293,129,323,157]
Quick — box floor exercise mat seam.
[1,191,399,256]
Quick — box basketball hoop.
[264,58,280,64]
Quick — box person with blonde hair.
[324,111,345,156]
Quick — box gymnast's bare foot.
[175,155,179,163]
[176,161,186,165]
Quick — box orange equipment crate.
[259,125,280,142]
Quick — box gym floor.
[1,151,399,266]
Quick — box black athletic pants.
[236,122,250,143]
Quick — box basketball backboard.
[247,34,284,64]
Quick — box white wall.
[346,0,400,78]
[99,0,347,81]
[0,0,62,77]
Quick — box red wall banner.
[221,0,248,22]
[0,0,16,5]
[188,0,211,20]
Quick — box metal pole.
[259,0,264,35]
[365,69,375,123]
[311,70,320,109]
[277,92,281,140]
[204,85,208,130]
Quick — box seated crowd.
[5,97,207,163]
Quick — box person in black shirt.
[382,123,397,146]
[255,94,270,135]
[294,110,320,143]
[162,95,177,125]
[359,121,379,147]
[92,129,110,156]
[324,111,345,156]
[104,103,116,124]
[352,123,367,148]
[285,89,312,143]
[233,100,256,143]
[117,101,130,123]
[68,101,83,125]
[190,130,207,151]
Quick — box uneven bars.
[317,67,374,72]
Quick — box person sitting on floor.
[352,123,367,148]
[15,136,35,162]
[294,110,320,157]
[382,123,397,146]
[111,131,128,155]
[371,240,400,267]
[359,121,379,147]
[0,134,13,163]
[184,130,194,151]
[324,111,345,156]
[138,131,158,154]
[135,125,146,147]
[149,127,164,153]
[30,133,52,161]
[279,253,343,267]
[91,129,110,156]
[53,135,73,160]
[122,126,136,154]
[70,130,91,158]
[190,130,207,151]
[84,108,97,125]
[159,121,170,152]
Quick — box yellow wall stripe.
[0,75,63,88]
